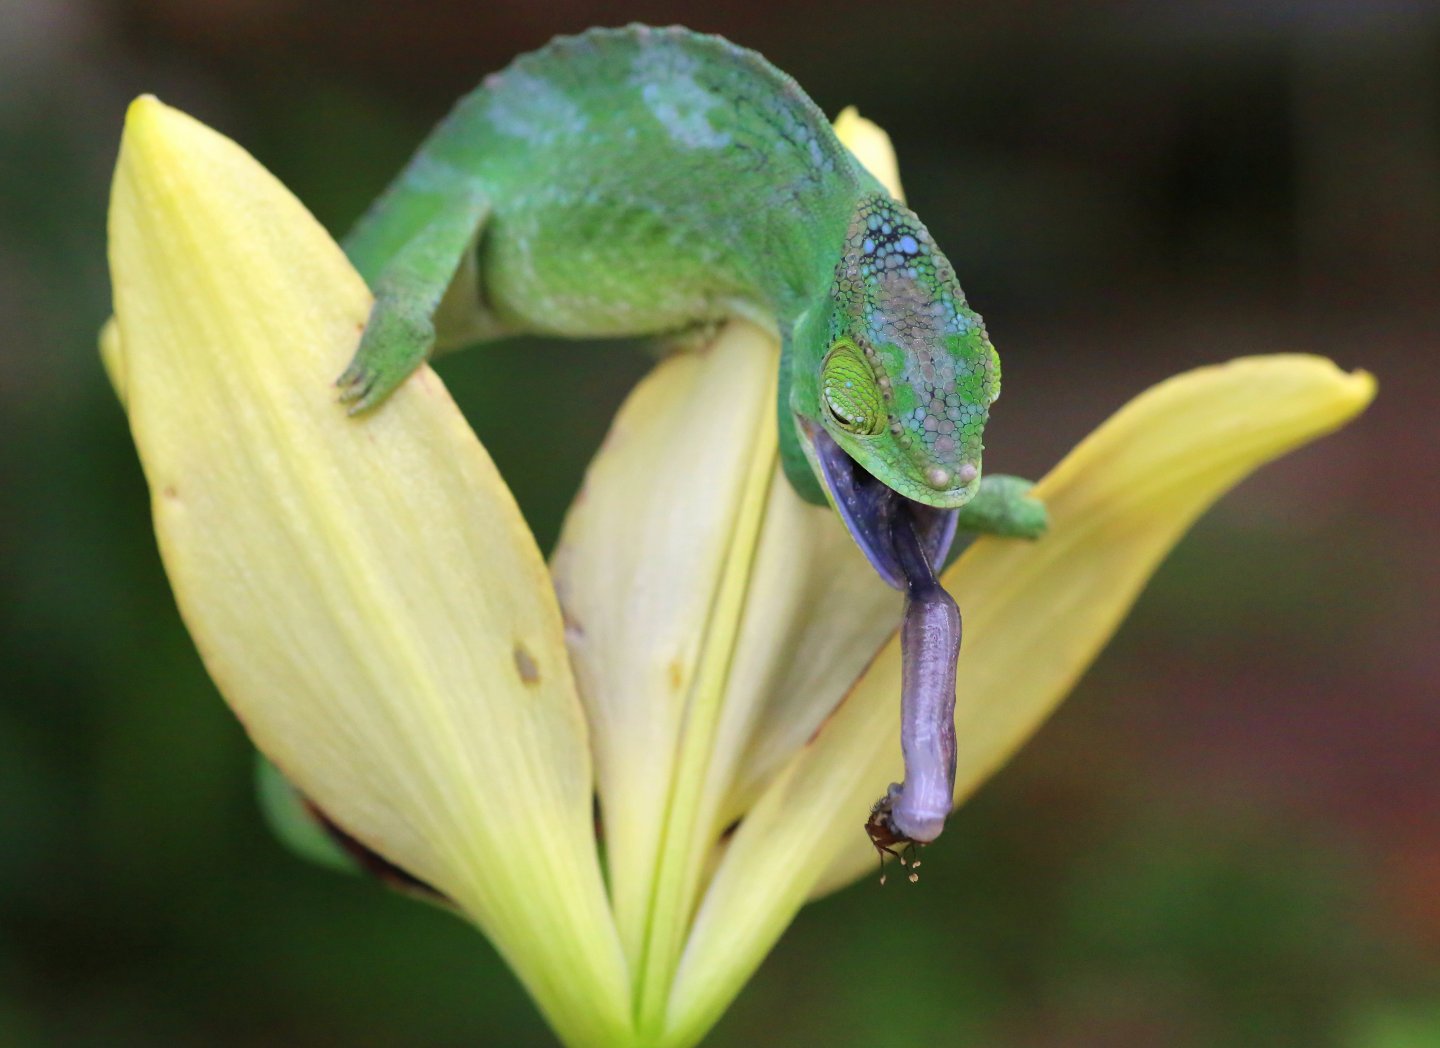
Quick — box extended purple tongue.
[884,512,961,844]
[803,426,964,852]
[862,490,963,854]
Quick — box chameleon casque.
[336,25,1045,857]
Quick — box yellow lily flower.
[103,96,1374,1048]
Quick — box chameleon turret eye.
[820,338,886,436]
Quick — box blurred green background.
[2,2,1436,1045]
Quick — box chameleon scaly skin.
[336,25,1045,851]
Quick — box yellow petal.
[664,354,1374,1045]
[834,106,905,202]
[819,354,1377,890]
[108,96,629,1046]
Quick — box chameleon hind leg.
[336,189,493,413]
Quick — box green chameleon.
[336,24,1046,856]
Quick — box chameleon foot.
[336,297,436,414]
[953,474,1048,540]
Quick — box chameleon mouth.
[809,425,959,591]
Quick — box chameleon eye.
[821,338,886,436]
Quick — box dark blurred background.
[2,2,1437,1045]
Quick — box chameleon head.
[789,195,1002,590]
[813,195,1000,510]
[790,195,1000,587]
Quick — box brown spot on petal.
[513,642,540,685]
[668,659,686,692]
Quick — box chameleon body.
[338,25,1045,851]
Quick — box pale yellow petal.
[552,330,906,1039]
[664,354,1374,1046]
[550,322,778,1021]
[108,96,629,1046]
[834,106,905,201]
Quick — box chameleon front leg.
[336,189,493,413]
[952,474,1048,541]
